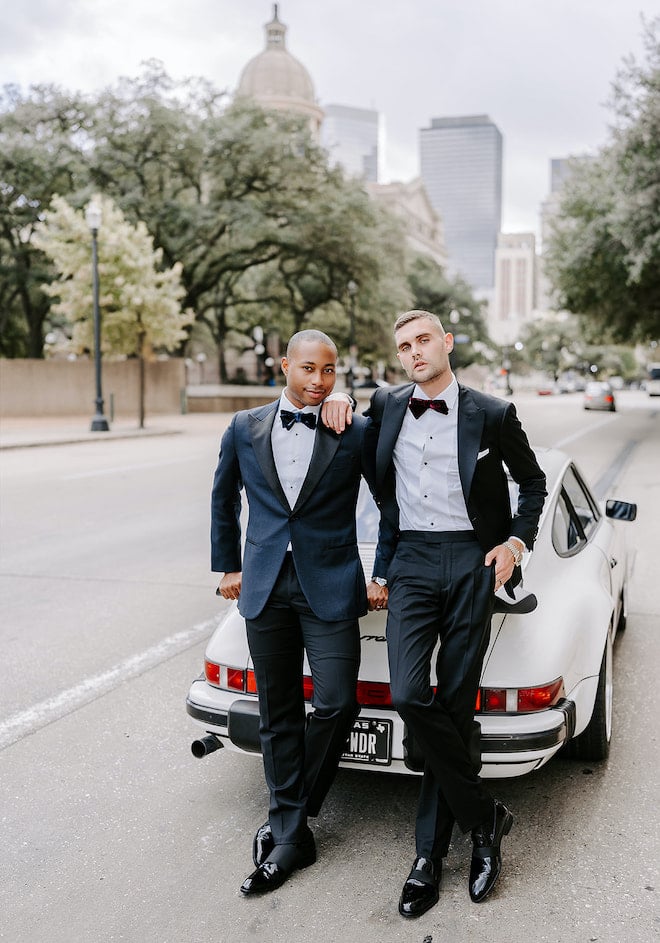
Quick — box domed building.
[236,4,324,138]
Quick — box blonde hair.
[393,310,445,334]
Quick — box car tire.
[564,631,613,762]
[616,587,627,635]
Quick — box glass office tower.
[420,114,502,291]
[321,104,383,183]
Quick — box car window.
[552,491,583,553]
[563,465,600,537]
[552,465,601,555]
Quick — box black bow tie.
[408,396,449,419]
[280,409,317,431]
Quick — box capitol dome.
[236,4,324,136]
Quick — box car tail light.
[302,676,394,707]
[204,661,257,694]
[356,680,393,706]
[205,659,220,686]
[517,678,564,711]
[481,688,507,712]
[477,678,564,713]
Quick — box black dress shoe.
[469,800,514,903]
[398,856,441,918]
[252,822,275,867]
[241,837,317,896]
[252,823,314,867]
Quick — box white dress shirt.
[393,376,473,532]
[271,391,320,509]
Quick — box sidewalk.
[0,412,229,450]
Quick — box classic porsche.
[186,447,636,778]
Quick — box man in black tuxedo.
[211,330,385,896]
[360,310,546,915]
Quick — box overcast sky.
[1,0,655,235]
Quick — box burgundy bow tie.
[408,396,449,419]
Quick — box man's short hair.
[286,329,337,358]
[393,310,445,334]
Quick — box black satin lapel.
[249,405,290,511]
[457,386,485,500]
[293,424,340,512]
[376,384,413,484]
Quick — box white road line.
[0,617,218,751]
[63,457,195,480]
[554,414,617,449]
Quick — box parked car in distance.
[584,381,616,412]
[187,448,636,779]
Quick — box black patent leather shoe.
[241,837,317,896]
[252,822,275,867]
[252,822,314,867]
[469,800,514,903]
[398,856,441,918]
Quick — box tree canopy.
[545,17,660,343]
[0,63,470,375]
[33,194,192,357]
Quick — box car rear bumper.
[187,680,576,778]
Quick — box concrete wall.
[0,359,186,418]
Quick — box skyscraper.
[492,232,537,342]
[420,115,503,291]
[321,104,383,183]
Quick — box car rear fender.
[205,601,251,667]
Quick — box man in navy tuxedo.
[211,329,386,896]
[363,310,546,915]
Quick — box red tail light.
[517,679,564,711]
[302,676,393,707]
[356,680,393,706]
[225,667,243,691]
[246,669,258,694]
[477,678,564,713]
[205,659,220,685]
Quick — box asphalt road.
[1,392,658,943]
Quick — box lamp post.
[346,279,358,391]
[85,200,109,432]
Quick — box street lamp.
[85,200,109,432]
[346,280,358,391]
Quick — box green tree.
[0,84,91,357]
[545,18,660,343]
[34,194,193,423]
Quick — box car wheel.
[564,631,613,762]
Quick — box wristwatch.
[371,577,388,587]
[503,540,523,566]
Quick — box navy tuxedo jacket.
[366,383,547,589]
[211,400,377,622]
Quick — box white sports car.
[187,447,636,778]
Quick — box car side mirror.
[605,499,637,522]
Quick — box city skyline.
[1,0,653,235]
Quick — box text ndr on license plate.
[343,717,392,765]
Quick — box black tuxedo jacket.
[365,383,547,589]
[211,400,376,621]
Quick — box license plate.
[342,717,392,766]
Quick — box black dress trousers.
[246,553,360,846]
[386,531,495,859]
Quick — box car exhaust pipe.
[191,734,224,758]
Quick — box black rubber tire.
[564,632,612,761]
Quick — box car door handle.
[610,556,618,569]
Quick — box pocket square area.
[477,448,490,460]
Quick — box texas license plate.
[342,717,392,766]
